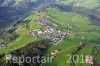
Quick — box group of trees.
[73,6,100,25]
[55,4,100,25]
[92,46,100,66]
[1,31,17,42]
[0,40,48,66]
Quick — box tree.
[2,31,17,41]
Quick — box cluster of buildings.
[51,49,60,57]
[31,16,70,45]
[51,31,66,45]
[30,29,43,37]
[30,27,66,45]
[37,16,49,25]
[0,44,7,48]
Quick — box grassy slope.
[0,38,4,43]
[0,11,44,54]
[47,7,100,32]
[0,6,100,66]
[59,0,100,8]
[42,7,100,66]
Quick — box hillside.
[40,6,100,66]
[0,0,56,29]
[0,0,100,29]
[0,5,100,66]
[0,0,100,66]
[58,0,100,8]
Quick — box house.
[0,44,7,48]
[67,30,70,35]
[51,52,55,56]
[37,31,43,36]
[51,49,60,57]
[69,26,72,29]
[30,29,43,37]
[37,17,49,25]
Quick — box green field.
[0,11,44,54]
[41,7,100,66]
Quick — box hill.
[0,0,100,29]
[58,0,100,8]
[0,0,56,29]
[0,1,100,66]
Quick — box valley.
[0,0,100,66]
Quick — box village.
[31,16,95,66]
[30,16,69,45]
[0,16,95,66]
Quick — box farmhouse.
[30,29,43,37]
[51,49,60,57]
[0,44,7,48]
[67,30,70,35]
